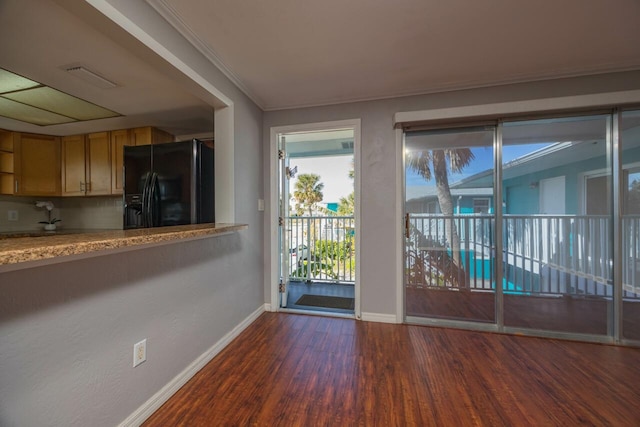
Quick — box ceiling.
[1,0,639,137]
[0,0,215,137]
[151,0,640,110]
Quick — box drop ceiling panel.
[3,86,119,121]
[0,69,40,93]
[0,97,77,126]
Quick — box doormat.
[295,294,355,310]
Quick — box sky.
[287,144,552,202]
[405,143,552,199]
[288,155,353,203]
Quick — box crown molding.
[145,0,265,109]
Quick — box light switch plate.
[258,199,265,211]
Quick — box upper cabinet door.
[110,129,131,195]
[132,127,174,146]
[15,133,61,196]
[61,134,87,196]
[132,127,152,146]
[86,132,111,196]
[62,133,112,196]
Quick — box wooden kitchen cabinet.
[86,132,112,195]
[14,133,61,196]
[61,134,86,196]
[110,129,131,195]
[131,126,174,146]
[62,132,111,196]
[2,126,172,198]
[0,129,17,195]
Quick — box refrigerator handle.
[147,173,159,227]
[141,173,151,228]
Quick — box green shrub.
[315,238,352,260]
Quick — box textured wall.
[263,70,640,317]
[0,235,260,426]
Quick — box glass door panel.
[404,127,496,323]
[502,115,611,335]
[621,110,640,341]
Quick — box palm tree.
[339,159,355,216]
[406,148,475,282]
[337,192,354,215]
[293,173,324,216]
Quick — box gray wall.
[0,237,258,426]
[263,70,640,317]
[0,2,264,426]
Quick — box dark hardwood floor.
[143,312,640,426]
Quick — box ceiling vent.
[65,66,117,89]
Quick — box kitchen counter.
[0,223,247,272]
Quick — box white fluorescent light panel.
[0,67,120,126]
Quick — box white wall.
[263,70,640,317]
[0,2,264,426]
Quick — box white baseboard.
[361,312,399,324]
[119,304,267,427]
[264,303,273,312]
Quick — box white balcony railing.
[284,216,355,283]
[406,214,640,299]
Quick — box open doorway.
[272,120,360,317]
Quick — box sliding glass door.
[403,110,640,346]
[501,115,611,336]
[404,127,496,324]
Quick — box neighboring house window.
[473,198,490,214]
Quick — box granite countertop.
[0,223,247,269]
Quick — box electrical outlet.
[133,339,147,367]
[7,210,18,221]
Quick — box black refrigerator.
[123,139,214,229]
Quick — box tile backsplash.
[59,197,123,230]
[0,195,122,232]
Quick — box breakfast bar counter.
[0,223,247,272]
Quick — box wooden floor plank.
[143,313,640,426]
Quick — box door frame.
[268,119,362,319]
